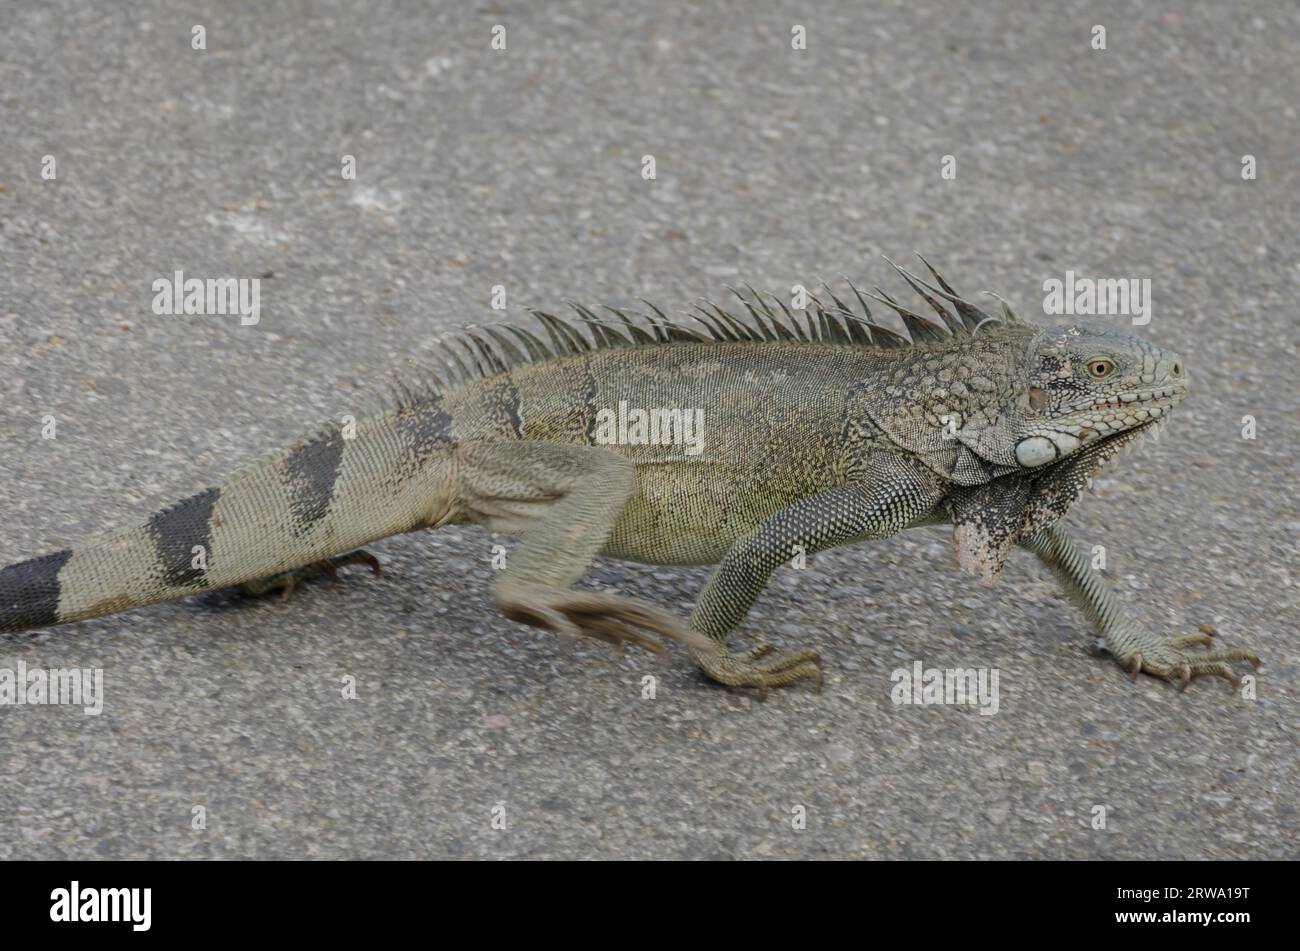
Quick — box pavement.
[0,0,1296,859]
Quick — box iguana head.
[947,321,1188,585]
[976,322,1188,470]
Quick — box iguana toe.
[1166,632,1215,650]
[496,585,712,655]
[739,641,775,661]
[692,645,822,691]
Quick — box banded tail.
[0,405,456,634]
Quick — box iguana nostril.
[1172,362,1182,376]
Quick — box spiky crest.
[390,256,1023,410]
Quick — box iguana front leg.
[1020,523,1260,690]
[690,454,945,689]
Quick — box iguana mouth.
[1075,384,1184,413]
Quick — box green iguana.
[0,256,1259,691]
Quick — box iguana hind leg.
[238,549,382,601]
[457,442,712,656]
[690,454,945,690]
[1020,523,1260,691]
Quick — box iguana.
[0,256,1259,692]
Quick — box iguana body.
[0,258,1259,691]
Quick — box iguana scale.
[0,257,1259,691]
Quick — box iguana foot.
[691,644,822,691]
[496,585,713,655]
[1114,630,1260,692]
[238,549,382,601]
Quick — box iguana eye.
[1087,359,1114,379]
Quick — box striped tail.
[0,407,456,634]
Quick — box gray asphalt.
[0,1,1296,859]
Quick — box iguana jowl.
[0,257,1259,691]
